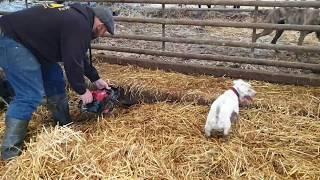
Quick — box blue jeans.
[41,63,66,97]
[0,35,66,121]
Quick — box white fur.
[204,79,256,137]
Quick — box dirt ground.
[96,4,320,76]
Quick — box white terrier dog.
[204,79,256,137]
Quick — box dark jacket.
[0,3,100,95]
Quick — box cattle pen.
[90,0,320,86]
[0,0,319,179]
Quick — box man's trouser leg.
[42,63,71,126]
[0,35,44,160]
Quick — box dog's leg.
[223,120,231,136]
[223,127,230,137]
[204,122,213,137]
[230,111,239,123]
[204,107,216,137]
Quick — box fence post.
[251,1,259,55]
[162,3,166,51]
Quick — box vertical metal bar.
[251,4,259,54]
[162,3,166,51]
[25,0,28,8]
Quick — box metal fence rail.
[114,16,320,32]
[92,45,320,72]
[152,7,256,12]
[106,34,320,53]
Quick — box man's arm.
[83,54,100,82]
[60,17,91,95]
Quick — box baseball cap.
[91,6,115,35]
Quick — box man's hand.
[80,89,93,105]
[94,79,110,90]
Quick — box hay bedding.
[0,63,319,179]
[0,104,319,179]
[95,63,320,119]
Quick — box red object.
[92,89,109,102]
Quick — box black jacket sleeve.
[60,17,91,95]
[83,54,100,82]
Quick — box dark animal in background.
[256,7,320,45]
